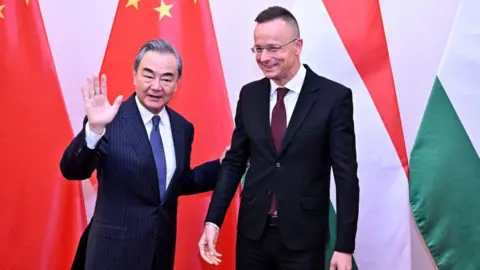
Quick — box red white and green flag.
[410,0,480,268]
[291,0,479,269]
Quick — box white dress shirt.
[269,65,307,125]
[84,96,177,189]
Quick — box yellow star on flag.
[0,5,5,19]
[194,0,197,3]
[125,0,139,9]
[26,0,29,5]
[154,0,173,20]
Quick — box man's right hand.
[81,74,123,134]
[198,223,222,265]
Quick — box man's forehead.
[255,19,296,36]
[139,53,178,75]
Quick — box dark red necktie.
[269,87,288,214]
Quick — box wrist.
[89,123,105,135]
[205,222,219,231]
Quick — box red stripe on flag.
[323,0,409,175]
[0,0,87,268]
[161,1,238,269]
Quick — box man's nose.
[151,79,163,90]
[259,50,271,62]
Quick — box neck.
[273,62,302,86]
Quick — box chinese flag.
[0,0,87,269]
[99,0,238,269]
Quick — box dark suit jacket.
[205,64,359,253]
[61,94,220,270]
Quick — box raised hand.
[81,74,123,134]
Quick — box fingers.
[81,85,89,102]
[87,75,95,99]
[113,95,123,108]
[199,237,221,265]
[94,74,100,95]
[330,258,337,270]
[198,234,211,263]
[198,232,222,265]
[206,236,221,265]
[100,74,107,95]
[84,73,108,100]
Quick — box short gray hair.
[133,39,183,80]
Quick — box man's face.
[134,51,179,114]
[253,18,302,82]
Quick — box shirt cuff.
[205,222,219,230]
[85,121,105,149]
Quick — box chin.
[145,102,165,113]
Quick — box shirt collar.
[135,95,168,125]
[270,64,307,96]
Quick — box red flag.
[99,0,238,269]
[0,0,87,269]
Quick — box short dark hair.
[255,6,300,36]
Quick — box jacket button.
[276,162,280,168]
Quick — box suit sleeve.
[205,88,250,228]
[329,88,360,254]
[59,117,103,180]
[180,123,221,195]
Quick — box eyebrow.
[160,72,174,77]
[141,67,174,77]
[142,67,154,74]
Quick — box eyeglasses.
[251,38,299,55]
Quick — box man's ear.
[295,38,303,55]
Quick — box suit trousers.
[236,222,325,270]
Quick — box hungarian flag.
[292,0,408,268]
[292,0,470,269]
[0,0,86,269]
[98,0,238,269]
[410,0,480,268]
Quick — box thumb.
[113,95,123,108]
[330,260,337,270]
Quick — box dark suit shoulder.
[318,75,350,91]
[239,77,269,96]
[316,75,352,99]
[166,107,192,126]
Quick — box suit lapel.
[279,67,321,155]
[257,78,277,157]
[162,107,185,204]
[121,95,160,198]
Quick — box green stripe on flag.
[410,77,480,269]
[325,201,359,270]
[241,168,358,269]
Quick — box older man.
[61,39,224,270]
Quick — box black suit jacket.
[205,65,359,253]
[61,94,220,270]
